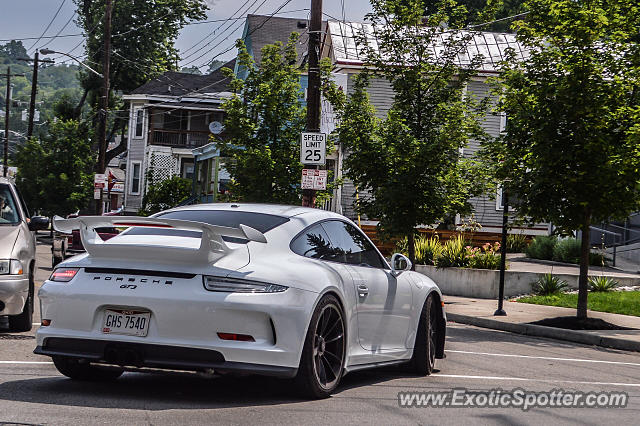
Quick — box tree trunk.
[577,215,591,320]
[408,231,416,271]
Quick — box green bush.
[588,276,618,292]
[506,233,529,253]
[139,176,192,216]
[525,235,557,260]
[532,273,569,296]
[414,235,442,266]
[435,235,468,268]
[552,238,582,263]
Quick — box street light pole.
[39,49,103,78]
[301,0,323,208]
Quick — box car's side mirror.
[391,253,412,273]
[28,215,49,231]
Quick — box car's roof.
[166,203,345,220]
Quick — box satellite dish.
[209,121,223,135]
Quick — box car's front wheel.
[52,356,124,381]
[295,294,346,399]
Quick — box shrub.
[506,233,529,253]
[532,273,569,296]
[414,235,442,266]
[139,176,192,216]
[525,235,557,260]
[466,242,501,270]
[552,238,582,263]
[435,235,468,268]
[588,276,618,292]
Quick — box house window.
[130,162,141,195]
[496,186,520,211]
[135,109,144,138]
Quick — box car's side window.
[321,220,386,269]
[290,224,335,260]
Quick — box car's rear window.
[124,210,289,243]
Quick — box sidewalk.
[444,295,640,352]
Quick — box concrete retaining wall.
[415,265,640,299]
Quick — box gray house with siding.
[322,20,549,234]
[121,63,233,213]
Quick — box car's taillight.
[50,268,79,282]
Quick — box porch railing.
[150,129,211,148]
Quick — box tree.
[218,35,306,204]
[74,0,208,167]
[181,66,203,75]
[13,119,94,217]
[207,59,226,74]
[338,0,488,267]
[481,0,640,319]
[140,176,191,216]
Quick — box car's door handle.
[357,284,369,298]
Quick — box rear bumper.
[34,337,297,378]
[37,271,319,371]
[0,276,29,315]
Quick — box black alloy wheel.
[295,294,346,399]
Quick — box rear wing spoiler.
[52,215,267,263]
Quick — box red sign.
[302,169,328,190]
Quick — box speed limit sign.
[300,132,326,165]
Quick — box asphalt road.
[1,241,639,425]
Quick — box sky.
[0,0,373,71]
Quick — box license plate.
[102,309,150,337]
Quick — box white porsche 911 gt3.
[36,204,446,398]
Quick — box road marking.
[447,350,640,367]
[435,374,640,388]
[0,361,53,365]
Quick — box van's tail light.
[50,268,79,282]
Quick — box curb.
[448,313,640,353]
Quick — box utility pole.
[2,67,25,177]
[301,0,323,208]
[19,52,55,139]
[96,0,112,215]
[494,188,509,316]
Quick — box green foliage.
[140,176,192,216]
[480,0,640,317]
[13,120,93,217]
[552,238,582,264]
[218,35,305,204]
[219,38,341,205]
[435,235,468,268]
[465,242,501,270]
[517,291,640,317]
[588,276,619,293]
[207,60,226,74]
[180,66,203,75]
[506,233,529,253]
[532,274,569,296]
[525,235,557,260]
[338,1,491,266]
[397,234,443,265]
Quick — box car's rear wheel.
[52,356,124,381]
[8,269,34,332]
[295,294,346,399]
[408,294,437,375]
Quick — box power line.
[37,11,77,51]
[26,0,67,52]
